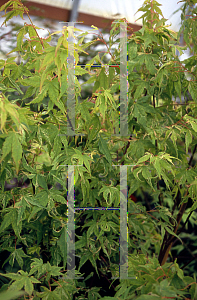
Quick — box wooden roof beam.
[0,0,142,33]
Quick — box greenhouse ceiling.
[0,0,185,33]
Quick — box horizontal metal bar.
[75,207,120,210]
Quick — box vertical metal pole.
[67,21,75,136]
[119,165,128,279]
[69,0,81,22]
[112,21,128,137]
[67,165,75,279]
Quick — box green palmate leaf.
[87,115,101,145]
[29,258,45,277]
[0,209,14,233]
[0,132,22,173]
[188,81,197,102]
[59,73,68,98]
[99,95,107,121]
[1,271,40,295]
[57,227,67,268]
[0,97,20,128]
[0,290,25,300]
[109,66,116,85]
[78,252,90,272]
[35,287,62,300]
[40,50,55,71]
[99,68,109,90]
[30,85,48,104]
[85,54,101,70]
[17,197,30,225]
[25,192,48,210]
[185,130,192,154]
[145,55,157,75]
[174,79,182,101]
[49,189,66,204]
[164,226,182,243]
[128,40,138,60]
[141,166,155,188]
[134,295,160,299]
[134,83,145,100]
[79,251,99,277]
[82,154,91,173]
[0,103,7,132]
[75,66,89,76]
[11,132,23,173]
[9,248,29,269]
[104,89,117,110]
[137,153,151,164]
[17,26,26,51]
[0,208,22,237]
[22,86,36,100]
[98,134,112,166]
[153,158,162,179]
[37,174,48,191]
[98,185,118,205]
[170,131,178,157]
[21,75,41,87]
[0,132,13,161]
[22,155,36,173]
[191,122,197,133]
[8,76,23,95]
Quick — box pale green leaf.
[185,130,192,154]
[0,210,14,233]
[0,132,13,161]
[12,132,22,173]
[99,135,112,165]
[137,153,151,164]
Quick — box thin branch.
[19,0,45,49]
[188,144,197,166]
[159,195,188,266]
[153,94,156,108]
[181,254,197,270]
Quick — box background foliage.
[0,0,197,299]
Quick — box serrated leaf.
[0,103,7,131]
[99,135,112,165]
[165,226,182,243]
[57,227,67,268]
[0,289,25,300]
[145,56,156,75]
[99,95,107,121]
[37,174,48,191]
[40,51,55,71]
[142,166,151,180]
[82,154,91,173]
[134,84,145,100]
[75,66,89,76]
[87,115,100,145]
[22,156,36,173]
[0,210,14,233]
[50,190,66,204]
[31,85,48,104]
[191,122,197,132]
[0,132,13,161]
[17,26,26,51]
[137,153,151,164]
[128,41,138,60]
[185,130,192,154]
[99,68,108,90]
[154,159,162,179]
[12,132,22,173]
[174,80,182,101]
[22,75,41,87]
